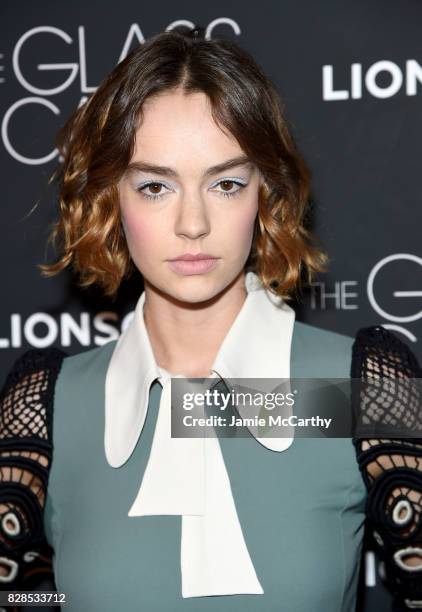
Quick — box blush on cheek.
[121,209,169,265]
[122,210,151,243]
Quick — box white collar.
[105,271,296,467]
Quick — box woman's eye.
[213,179,247,198]
[136,181,170,201]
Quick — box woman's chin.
[159,274,237,306]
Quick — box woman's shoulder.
[293,319,354,350]
[350,323,422,444]
[291,319,354,377]
[293,319,418,373]
[0,346,68,441]
[1,339,117,394]
[58,339,117,382]
[0,340,118,442]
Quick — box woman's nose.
[174,197,211,240]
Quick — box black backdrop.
[1,1,422,609]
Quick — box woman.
[0,26,421,612]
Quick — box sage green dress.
[44,320,366,612]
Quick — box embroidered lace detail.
[0,348,66,593]
[352,326,422,611]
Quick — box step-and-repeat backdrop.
[1,1,421,609]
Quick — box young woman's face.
[118,88,263,304]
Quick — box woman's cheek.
[234,206,258,246]
[122,210,154,250]
[125,217,172,275]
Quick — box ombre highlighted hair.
[40,27,328,301]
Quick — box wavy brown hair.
[39,26,328,301]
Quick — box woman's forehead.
[134,90,237,152]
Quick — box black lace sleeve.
[0,347,67,600]
[351,326,422,612]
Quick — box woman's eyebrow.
[124,155,253,179]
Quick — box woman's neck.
[142,272,247,377]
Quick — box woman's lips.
[167,258,219,275]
